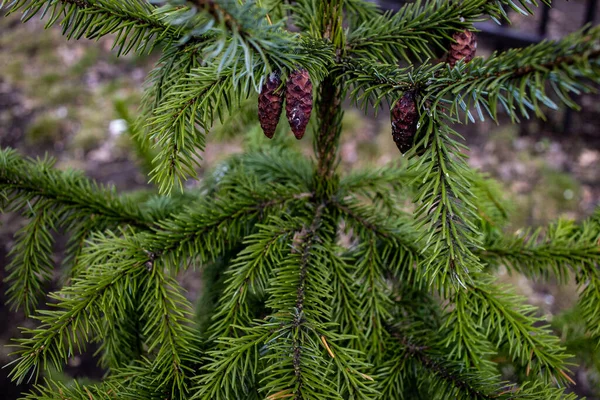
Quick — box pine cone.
[285,69,313,140]
[258,72,284,139]
[447,30,477,68]
[391,91,418,154]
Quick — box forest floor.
[1,3,600,398]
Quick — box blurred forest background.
[1,1,600,398]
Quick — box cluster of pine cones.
[257,30,477,154]
[258,69,313,140]
[391,29,477,154]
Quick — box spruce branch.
[259,204,375,399]
[423,25,600,124]
[204,148,314,193]
[447,275,573,385]
[1,149,156,315]
[20,379,115,400]
[346,0,484,63]
[136,268,200,398]
[337,58,428,111]
[470,171,510,228]
[3,0,600,398]
[342,26,600,120]
[0,149,151,229]
[479,217,600,341]
[339,162,415,196]
[343,0,380,30]
[185,0,334,75]
[4,203,57,316]
[353,235,393,357]
[147,177,313,268]
[480,219,600,281]
[147,44,331,193]
[408,115,484,288]
[8,229,200,396]
[487,0,551,22]
[580,275,600,339]
[327,249,363,346]
[381,325,576,400]
[194,325,270,399]
[208,216,300,339]
[333,197,421,281]
[339,162,415,214]
[7,230,152,384]
[392,330,499,400]
[138,42,203,183]
[0,0,187,56]
[346,0,552,63]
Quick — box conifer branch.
[20,379,115,400]
[1,0,187,55]
[447,276,572,384]
[259,204,375,399]
[208,217,300,338]
[147,179,313,268]
[346,0,552,63]
[0,149,151,229]
[343,0,380,29]
[194,326,270,399]
[408,116,484,288]
[342,26,600,119]
[339,162,415,216]
[333,197,421,281]
[8,229,200,394]
[424,26,600,123]
[470,172,510,228]
[480,219,600,280]
[339,162,415,197]
[205,149,314,193]
[354,236,392,357]
[4,204,57,316]
[580,275,600,339]
[347,0,484,63]
[382,325,576,400]
[1,149,155,315]
[147,46,331,193]
[2,0,598,398]
[479,218,600,341]
[394,332,497,400]
[327,249,363,344]
[8,230,152,384]
[137,268,200,398]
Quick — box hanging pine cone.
[391,91,418,154]
[447,30,477,68]
[258,72,284,139]
[285,68,313,140]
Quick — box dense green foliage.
[1,0,600,399]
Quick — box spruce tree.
[1,0,600,399]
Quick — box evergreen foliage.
[1,0,600,399]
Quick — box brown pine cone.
[447,30,477,68]
[258,72,284,139]
[285,69,313,140]
[391,91,418,154]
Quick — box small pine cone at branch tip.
[258,71,284,139]
[447,30,477,68]
[285,68,313,140]
[391,91,418,154]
